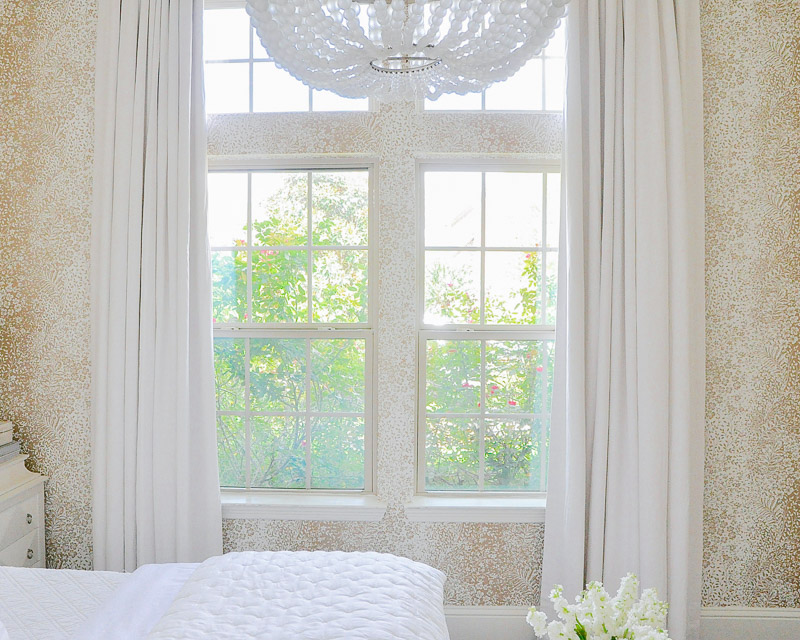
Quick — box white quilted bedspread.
[146,550,450,640]
[0,567,127,639]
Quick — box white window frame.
[415,160,559,498]
[210,157,378,502]
[204,0,371,114]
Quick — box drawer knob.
[26,514,32,525]
[26,549,33,560]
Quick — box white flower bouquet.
[527,574,671,640]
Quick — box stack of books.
[0,421,11,446]
[0,421,33,489]
[0,421,17,463]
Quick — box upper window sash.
[417,161,561,332]
[208,158,377,330]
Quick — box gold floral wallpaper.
[701,0,800,607]
[0,0,798,609]
[0,0,96,570]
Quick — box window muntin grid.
[209,168,372,328]
[418,164,559,494]
[203,6,369,114]
[210,165,374,492]
[215,331,373,491]
[420,166,560,329]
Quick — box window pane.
[217,415,246,488]
[424,251,480,325]
[547,23,566,57]
[311,418,365,489]
[249,338,306,413]
[485,58,543,111]
[485,251,540,324]
[251,250,308,323]
[312,171,369,246]
[545,173,561,248]
[204,8,250,61]
[214,338,246,411]
[484,172,543,247]
[546,252,558,324]
[544,58,565,111]
[426,340,480,414]
[312,250,368,323]
[253,61,309,112]
[425,417,480,490]
[250,415,306,489]
[424,91,482,111]
[205,62,249,114]
[485,340,540,414]
[252,172,308,247]
[208,172,247,247]
[310,339,365,413]
[252,27,270,59]
[484,418,541,491]
[532,341,552,415]
[312,90,368,112]
[212,250,246,323]
[424,172,481,247]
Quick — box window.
[424,22,565,112]
[418,165,559,493]
[203,6,368,113]
[203,3,565,514]
[209,167,374,491]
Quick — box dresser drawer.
[0,492,40,550]
[0,528,39,567]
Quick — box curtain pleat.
[91,0,222,572]
[542,1,705,638]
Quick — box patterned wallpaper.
[0,0,798,609]
[0,0,95,570]
[701,0,800,607]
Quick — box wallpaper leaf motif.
[0,0,96,570]
[702,0,800,608]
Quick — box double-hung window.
[209,166,374,492]
[418,164,559,494]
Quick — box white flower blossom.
[527,609,549,637]
[526,574,672,640]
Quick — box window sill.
[221,491,387,522]
[404,495,546,523]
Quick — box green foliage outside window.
[212,171,556,491]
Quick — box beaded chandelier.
[244,0,569,102]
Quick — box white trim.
[221,490,386,521]
[700,607,800,640]
[405,495,545,523]
[445,607,533,640]
[443,606,800,640]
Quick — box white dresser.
[0,455,46,568]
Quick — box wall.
[0,0,95,569]
[701,0,800,608]
[0,0,799,611]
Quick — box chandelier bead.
[246,0,567,102]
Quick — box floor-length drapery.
[542,2,705,638]
[91,0,222,571]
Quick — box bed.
[0,550,450,639]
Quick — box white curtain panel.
[542,1,705,639]
[91,0,222,571]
